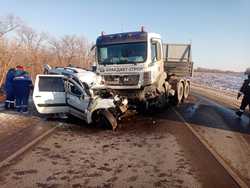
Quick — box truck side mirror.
[90,45,96,51]
[92,65,97,72]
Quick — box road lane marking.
[173,108,249,188]
[0,126,57,169]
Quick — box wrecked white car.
[33,66,128,130]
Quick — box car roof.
[47,66,97,86]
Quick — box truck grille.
[104,75,139,86]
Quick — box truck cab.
[95,28,193,108]
[96,30,165,89]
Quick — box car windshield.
[98,42,147,65]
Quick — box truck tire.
[183,82,190,100]
[96,110,118,130]
[173,82,184,105]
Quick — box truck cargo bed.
[163,44,193,78]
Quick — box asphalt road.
[0,90,249,187]
[178,90,250,186]
[178,92,250,135]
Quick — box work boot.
[236,110,243,117]
[10,102,15,109]
[4,102,9,109]
[16,106,21,112]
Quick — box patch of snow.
[192,72,245,93]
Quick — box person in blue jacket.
[4,68,16,109]
[13,70,33,112]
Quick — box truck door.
[66,79,90,120]
[150,39,164,82]
[33,75,69,114]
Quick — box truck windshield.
[98,42,147,65]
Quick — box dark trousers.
[240,96,250,111]
[15,94,29,112]
[5,91,15,109]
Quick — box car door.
[33,74,69,114]
[65,79,90,120]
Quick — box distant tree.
[0,15,22,86]
[17,25,48,79]
[0,14,94,86]
[49,35,93,68]
[195,67,242,75]
[0,39,21,86]
[0,15,21,38]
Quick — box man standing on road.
[13,68,33,113]
[236,68,250,117]
[4,68,16,109]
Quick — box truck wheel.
[183,82,190,100]
[97,110,118,130]
[173,82,184,105]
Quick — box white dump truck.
[95,28,193,110]
[33,66,128,130]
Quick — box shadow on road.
[163,94,250,135]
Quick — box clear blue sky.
[1,0,249,71]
